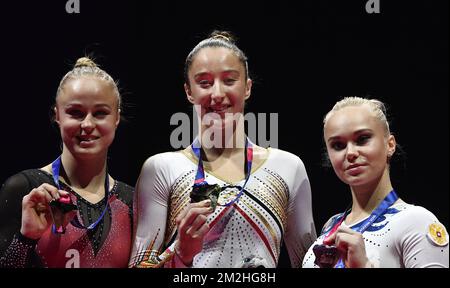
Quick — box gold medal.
[427,222,449,247]
[190,183,221,211]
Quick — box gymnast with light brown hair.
[129,31,316,268]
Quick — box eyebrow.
[94,104,112,109]
[222,69,240,76]
[64,103,112,109]
[327,128,374,143]
[194,69,240,79]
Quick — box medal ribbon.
[329,190,399,268]
[51,156,110,231]
[191,137,253,207]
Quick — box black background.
[0,0,448,268]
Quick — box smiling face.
[324,104,396,188]
[185,47,252,131]
[55,77,120,160]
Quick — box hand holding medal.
[174,199,214,266]
[171,137,253,266]
[322,226,372,268]
[20,183,76,239]
[312,191,398,268]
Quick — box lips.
[77,136,99,142]
[207,105,232,114]
[346,163,365,170]
[77,135,100,147]
[345,163,367,176]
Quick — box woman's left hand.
[174,200,213,266]
[323,226,373,268]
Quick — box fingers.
[333,227,366,262]
[334,232,352,252]
[24,184,70,209]
[173,200,214,265]
[20,184,73,239]
[176,200,211,226]
[323,230,336,245]
[192,221,210,239]
[336,225,357,235]
[335,227,370,268]
[185,214,208,238]
[322,225,369,268]
[177,200,213,238]
[24,188,53,211]
[333,227,360,249]
[179,208,213,237]
[39,183,61,200]
[324,225,359,244]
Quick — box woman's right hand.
[323,225,373,268]
[175,200,214,266]
[20,183,72,240]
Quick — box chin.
[73,146,107,159]
[73,150,100,160]
[341,174,367,187]
[346,180,366,187]
[203,121,228,132]
[346,176,380,189]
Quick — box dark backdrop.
[1,0,448,266]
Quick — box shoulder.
[389,202,449,265]
[138,151,192,185]
[1,172,29,198]
[141,151,188,172]
[390,202,447,239]
[265,148,309,188]
[1,169,51,192]
[0,169,55,205]
[267,148,306,170]
[268,148,303,163]
[392,202,440,223]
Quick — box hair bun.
[210,30,236,44]
[74,57,97,68]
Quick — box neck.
[60,149,107,189]
[347,169,394,224]
[202,145,246,162]
[199,120,247,162]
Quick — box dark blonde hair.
[184,30,249,86]
[56,57,121,109]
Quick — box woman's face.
[55,77,120,160]
[324,105,395,188]
[185,47,252,131]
